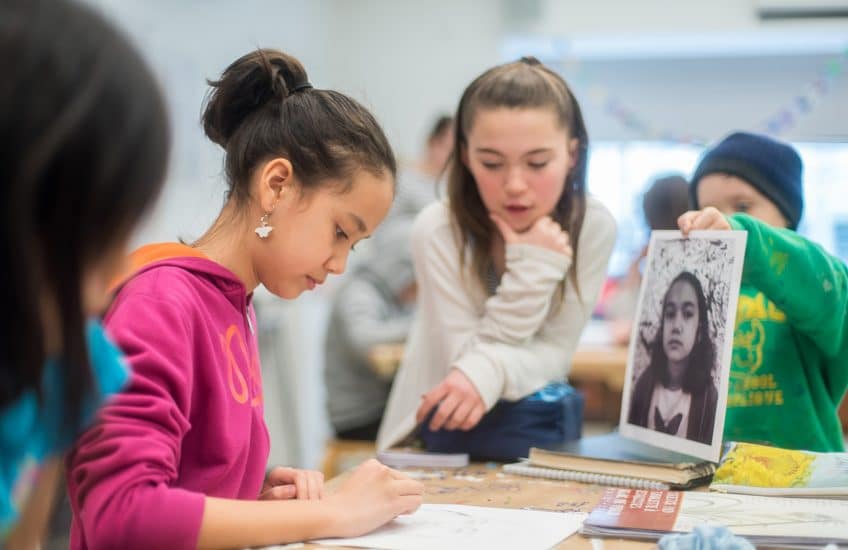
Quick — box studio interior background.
[87,0,848,469]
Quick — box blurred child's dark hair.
[642,174,690,231]
[427,115,454,144]
[0,0,169,425]
[201,48,396,207]
[447,56,589,303]
[648,271,715,393]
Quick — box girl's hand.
[259,467,323,501]
[416,368,486,431]
[325,459,423,537]
[677,207,731,236]
[491,213,572,258]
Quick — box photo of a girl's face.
[622,232,746,461]
[662,278,699,364]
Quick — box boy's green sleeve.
[728,213,848,358]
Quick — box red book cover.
[586,488,682,531]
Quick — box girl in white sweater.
[378,57,616,456]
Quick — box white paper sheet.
[312,504,584,550]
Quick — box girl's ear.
[257,157,294,212]
[567,137,579,171]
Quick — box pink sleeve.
[66,292,205,550]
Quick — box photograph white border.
[618,230,747,462]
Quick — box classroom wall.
[322,0,847,159]
[89,0,336,245]
[572,53,847,143]
[320,0,504,164]
[91,0,848,241]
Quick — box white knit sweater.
[377,198,617,450]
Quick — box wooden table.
[568,345,629,423]
[570,345,629,393]
[368,342,629,390]
[367,342,405,378]
[304,465,651,549]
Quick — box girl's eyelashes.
[335,224,357,252]
[478,159,548,170]
[734,202,751,213]
[335,224,349,241]
[665,305,696,322]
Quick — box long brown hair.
[447,57,589,302]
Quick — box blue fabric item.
[420,382,584,461]
[659,525,755,550]
[690,131,804,229]
[0,321,128,537]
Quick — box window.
[588,141,848,277]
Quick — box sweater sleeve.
[729,213,848,358]
[413,201,616,408]
[729,213,848,400]
[458,206,617,405]
[66,292,204,550]
[478,243,572,344]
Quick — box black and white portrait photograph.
[619,230,747,462]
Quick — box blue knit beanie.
[690,132,804,229]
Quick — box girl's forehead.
[667,279,698,300]
[325,170,394,233]
[466,107,564,142]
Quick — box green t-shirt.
[724,213,848,452]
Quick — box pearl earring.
[255,212,273,239]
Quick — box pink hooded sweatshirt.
[66,244,270,550]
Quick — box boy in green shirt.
[679,131,848,452]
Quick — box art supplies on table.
[376,448,469,468]
[581,487,848,548]
[504,432,715,490]
[313,503,584,550]
[710,441,848,497]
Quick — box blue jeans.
[420,382,584,461]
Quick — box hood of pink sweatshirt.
[67,244,270,550]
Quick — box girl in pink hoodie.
[66,49,423,550]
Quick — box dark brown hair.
[1,0,169,426]
[427,115,454,144]
[201,49,396,205]
[643,174,690,231]
[447,56,589,301]
[648,271,715,393]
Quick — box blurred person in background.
[604,174,690,345]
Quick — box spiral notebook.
[503,461,672,490]
[504,432,715,490]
